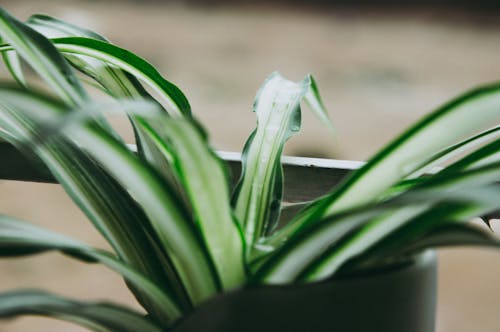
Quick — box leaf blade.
[0,290,162,332]
[0,214,182,324]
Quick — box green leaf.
[0,96,193,316]
[27,14,108,41]
[300,164,500,282]
[407,125,500,179]
[443,138,500,173]
[350,221,500,275]
[0,7,86,105]
[0,85,219,305]
[142,118,246,290]
[267,82,500,253]
[1,50,25,86]
[0,290,162,332]
[303,74,335,134]
[49,36,190,116]
[25,14,187,200]
[26,96,246,291]
[0,214,182,324]
[232,72,333,255]
[255,163,500,283]
[397,223,500,253]
[25,14,149,104]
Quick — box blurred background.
[0,0,499,331]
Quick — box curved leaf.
[142,118,246,290]
[50,36,190,116]
[0,96,193,315]
[232,72,333,255]
[0,214,182,324]
[267,82,500,252]
[0,7,86,105]
[255,163,500,283]
[25,14,187,201]
[0,290,161,332]
[0,86,219,304]
[408,125,500,178]
[1,50,25,86]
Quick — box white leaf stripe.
[0,87,218,304]
[0,214,182,324]
[266,83,500,252]
[0,291,162,332]
[257,164,500,283]
[0,8,87,105]
[52,36,190,116]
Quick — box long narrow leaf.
[267,83,500,252]
[0,97,193,315]
[0,86,219,304]
[143,118,246,290]
[443,138,500,172]
[407,125,500,178]
[300,164,500,282]
[0,214,182,324]
[48,36,190,116]
[0,8,86,105]
[232,72,333,255]
[24,95,246,291]
[255,164,500,283]
[0,291,162,332]
[25,14,187,200]
[335,223,500,277]
[1,50,25,86]
[395,223,500,253]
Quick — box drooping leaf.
[0,214,182,324]
[45,36,190,116]
[25,14,188,201]
[0,7,86,105]
[0,290,162,332]
[303,74,335,133]
[395,223,500,253]
[0,95,193,316]
[1,50,25,86]
[0,86,218,304]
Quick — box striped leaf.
[0,214,181,325]
[232,72,333,256]
[255,163,500,283]
[0,86,218,304]
[49,36,190,116]
[0,291,161,332]
[0,8,86,105]
[407,125,500,178]
[1,50,25,86]
[140,118,246,290]
[0,96,194,316]
[25,14,188,200]
[266,83,500,253]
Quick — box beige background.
[0,1,500,331]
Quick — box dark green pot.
[172,250,437,332]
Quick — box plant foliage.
[0,7,498,331]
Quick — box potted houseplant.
[0,7,498,331]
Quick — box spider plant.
[0,7,499,331]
